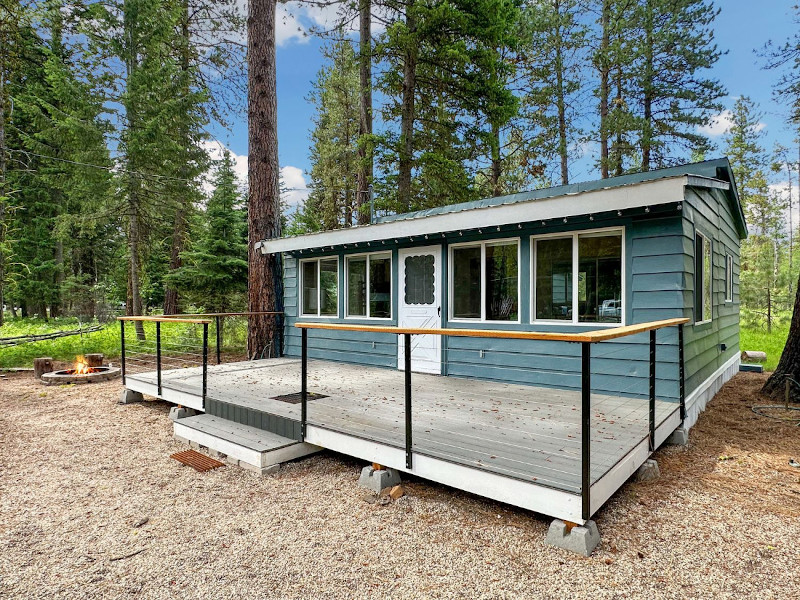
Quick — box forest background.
[1,0,799,369]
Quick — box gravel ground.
[1,371,799,599]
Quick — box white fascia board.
[260,176,687,254]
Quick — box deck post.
[649,329,656,452]
[301,327,308,441]
[202,323,208,411]
[581,341,591,523]
[678,323,686,423]
[120,320,126,385]
[156,321,162,396]
[404,333,412,469]
[215,315,222,365]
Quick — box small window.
[301,257,339,317]
[346,252,392,318]
[695,232,712,323]
[532,229,623,324]
[451,239,519,322]
[725,254,733,302]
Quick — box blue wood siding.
[280,189,740,404]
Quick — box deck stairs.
[173,414,320,475]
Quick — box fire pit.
[40,357,121,385]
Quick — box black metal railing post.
[301,327,308,441]
[215,315,222,365]
[581,341,591,523]
[678,323,686,423]
[404,333,413,469]
[120,320,126,385]
[202,323,208,411]
[649,329,657,452]
[156,321,162,396]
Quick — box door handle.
[437,306,441,316]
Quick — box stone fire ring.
[41,366,121,385]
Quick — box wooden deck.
[126,358,679,503]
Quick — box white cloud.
[281,165,310,210]
[236,1,388,48]
[768,181,800,234]
[698,109,766,138]
[201,140,248,195]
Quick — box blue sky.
[210,1,800,212]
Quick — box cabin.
[121,158,746,553]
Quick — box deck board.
[127,358,677,496]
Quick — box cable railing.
[118,312,283,410]
[295,317,689,522]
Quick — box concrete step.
[173,414,320,475]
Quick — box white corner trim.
[259,176,688,254]
[683,353,740,430]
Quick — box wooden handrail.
[118,315,212,324]
[160,311,283,318]
[294,318,689,343]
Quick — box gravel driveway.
[1,371,798,599]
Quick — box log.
[33,357,54,380]
[741,350,767,363]
[85,354,104,367]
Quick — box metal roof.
[377,158,746,238]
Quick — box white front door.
[398,246,442,374]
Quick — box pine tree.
[293,38,360,233]
[165,152,247,311]
[519,0,588,185]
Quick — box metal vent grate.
[270,391,328,404]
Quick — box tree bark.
[397,5,417,211]
[490,121,502,197]
[598,0,610,179]
[247,0,282,359]
[0,30,6,327]
[641,0,654,172]
[763,270,800,401]
[356,0,373,225]
[554,0,568,185]
[164,0,191,315]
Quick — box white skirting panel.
[683,353,740,431]
[124,377,206,412]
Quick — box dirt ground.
[1,371,799,600]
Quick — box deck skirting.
[683,353,739,430]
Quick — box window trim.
[530,226,626,327]
[448,237,521,323]
[299,256,340,318]
[345,251,393,320]
[695,231,713,325]
[725,253,733,303]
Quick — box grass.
[0,317,121,368]
[740,322,790,372]
[0,315,250,369]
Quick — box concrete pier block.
[119,389,144,404]
[666,426,689,446]
[169,406,198,421]
[545,519,601,556]
[358,466,401,493]
[635,459,661,482]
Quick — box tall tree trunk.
[164,0,191,315]
[613,64,624,177]
[554,1,568,185]
[763,270,800,400]
[51,239,63,317]
[128,192,145,339]
[490,121,502,197]
[641,0,654,171]
[357,0,372,225]
[0,32,6,327]
[397,5,417,211]
[598,0,610,179]
[247,0,282,359]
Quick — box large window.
[451,239,519,322]
[301,257,339,317]
[346,252,392,318]
[532,229,623,324]
[695,232,712,323]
